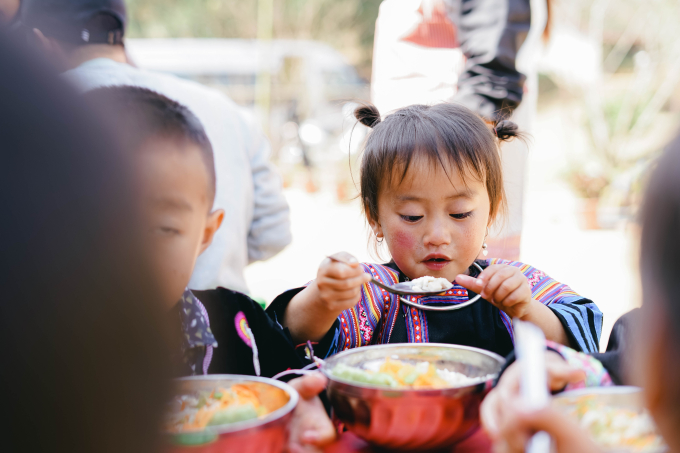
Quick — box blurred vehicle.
[126,38,369,165]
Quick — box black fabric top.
[384,261,515,357]
[183,287,306,378]
[591,308,638,385]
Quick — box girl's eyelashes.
[400,215,423,223]
[450,211,473,220]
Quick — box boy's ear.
[198,209,224,255]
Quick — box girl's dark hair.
[355,102,519,226]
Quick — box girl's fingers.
[454,274,484,293]
[328,251,360,267]
[488,276,524,306]
[323,263,364,280]
[319,273,369,290]
[480,267,517,301]
[498,283,529,308]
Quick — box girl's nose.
[423,218,451,247]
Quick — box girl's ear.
[368,218,384,240]
[199,209,224,255]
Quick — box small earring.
[482,242,488,256]
[376,234,384,245]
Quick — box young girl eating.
[268,103,602,357]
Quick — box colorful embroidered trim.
[234,311,260,376]
[547,340,613,390]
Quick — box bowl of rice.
[322,343,504,450]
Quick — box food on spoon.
[165,382,288,433]
[331,357,488,389]
[556,395,665,452]
[407,276,452,292]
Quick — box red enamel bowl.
[322,344,504,451]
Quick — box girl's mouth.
[423,257,450,271]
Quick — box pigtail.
[354,103,382,128]
[493,120,521,142]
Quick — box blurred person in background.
[372,0,542,260]
[0,35,169,453]
[18,0,292,294]
[480,134,680,453]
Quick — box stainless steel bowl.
[322,343,504,450]
[164,375,299,453]
[554,386,666,453]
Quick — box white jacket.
[64,58,291,293]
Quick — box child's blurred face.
[371,158,491,281]
[137,137,223,308]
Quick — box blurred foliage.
[126,0,382,78]
[551,0,680,205]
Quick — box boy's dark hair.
[84,86,216,204]
[355,103,519,228]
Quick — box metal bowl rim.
[322,343,504,392]
[168,374,299,435]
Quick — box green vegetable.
[207,403,259,426]
[332,364,399,388]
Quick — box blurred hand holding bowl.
[322,344,503,450]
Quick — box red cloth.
[401,1,458,48]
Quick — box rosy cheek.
[388,229,417,264]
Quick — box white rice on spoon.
[408,276,452,292]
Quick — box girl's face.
[370,159,492,282]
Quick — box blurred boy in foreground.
[481,134,680,453]
[84,86,334,452]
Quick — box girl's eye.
[400,215,423,223]
[450,211,473,220]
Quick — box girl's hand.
[455,264,534,319]
[312,252,372,314]
[286,373,336,452]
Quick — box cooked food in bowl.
[166,383,285,432]
[555,387,666,453]
[323,344,503,450]
[407,276,452,292]
[330,357,492,389]
[165,376,298,453]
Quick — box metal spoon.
[325,256,483,312]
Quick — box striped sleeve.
[336,263,398,351]
[488,259,603,353]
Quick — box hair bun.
[494,120,520,141]
[354,104,382,128]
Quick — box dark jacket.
[449,0,531,121]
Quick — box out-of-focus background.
[126,0,680,349]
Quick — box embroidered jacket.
[268,259,603,358]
